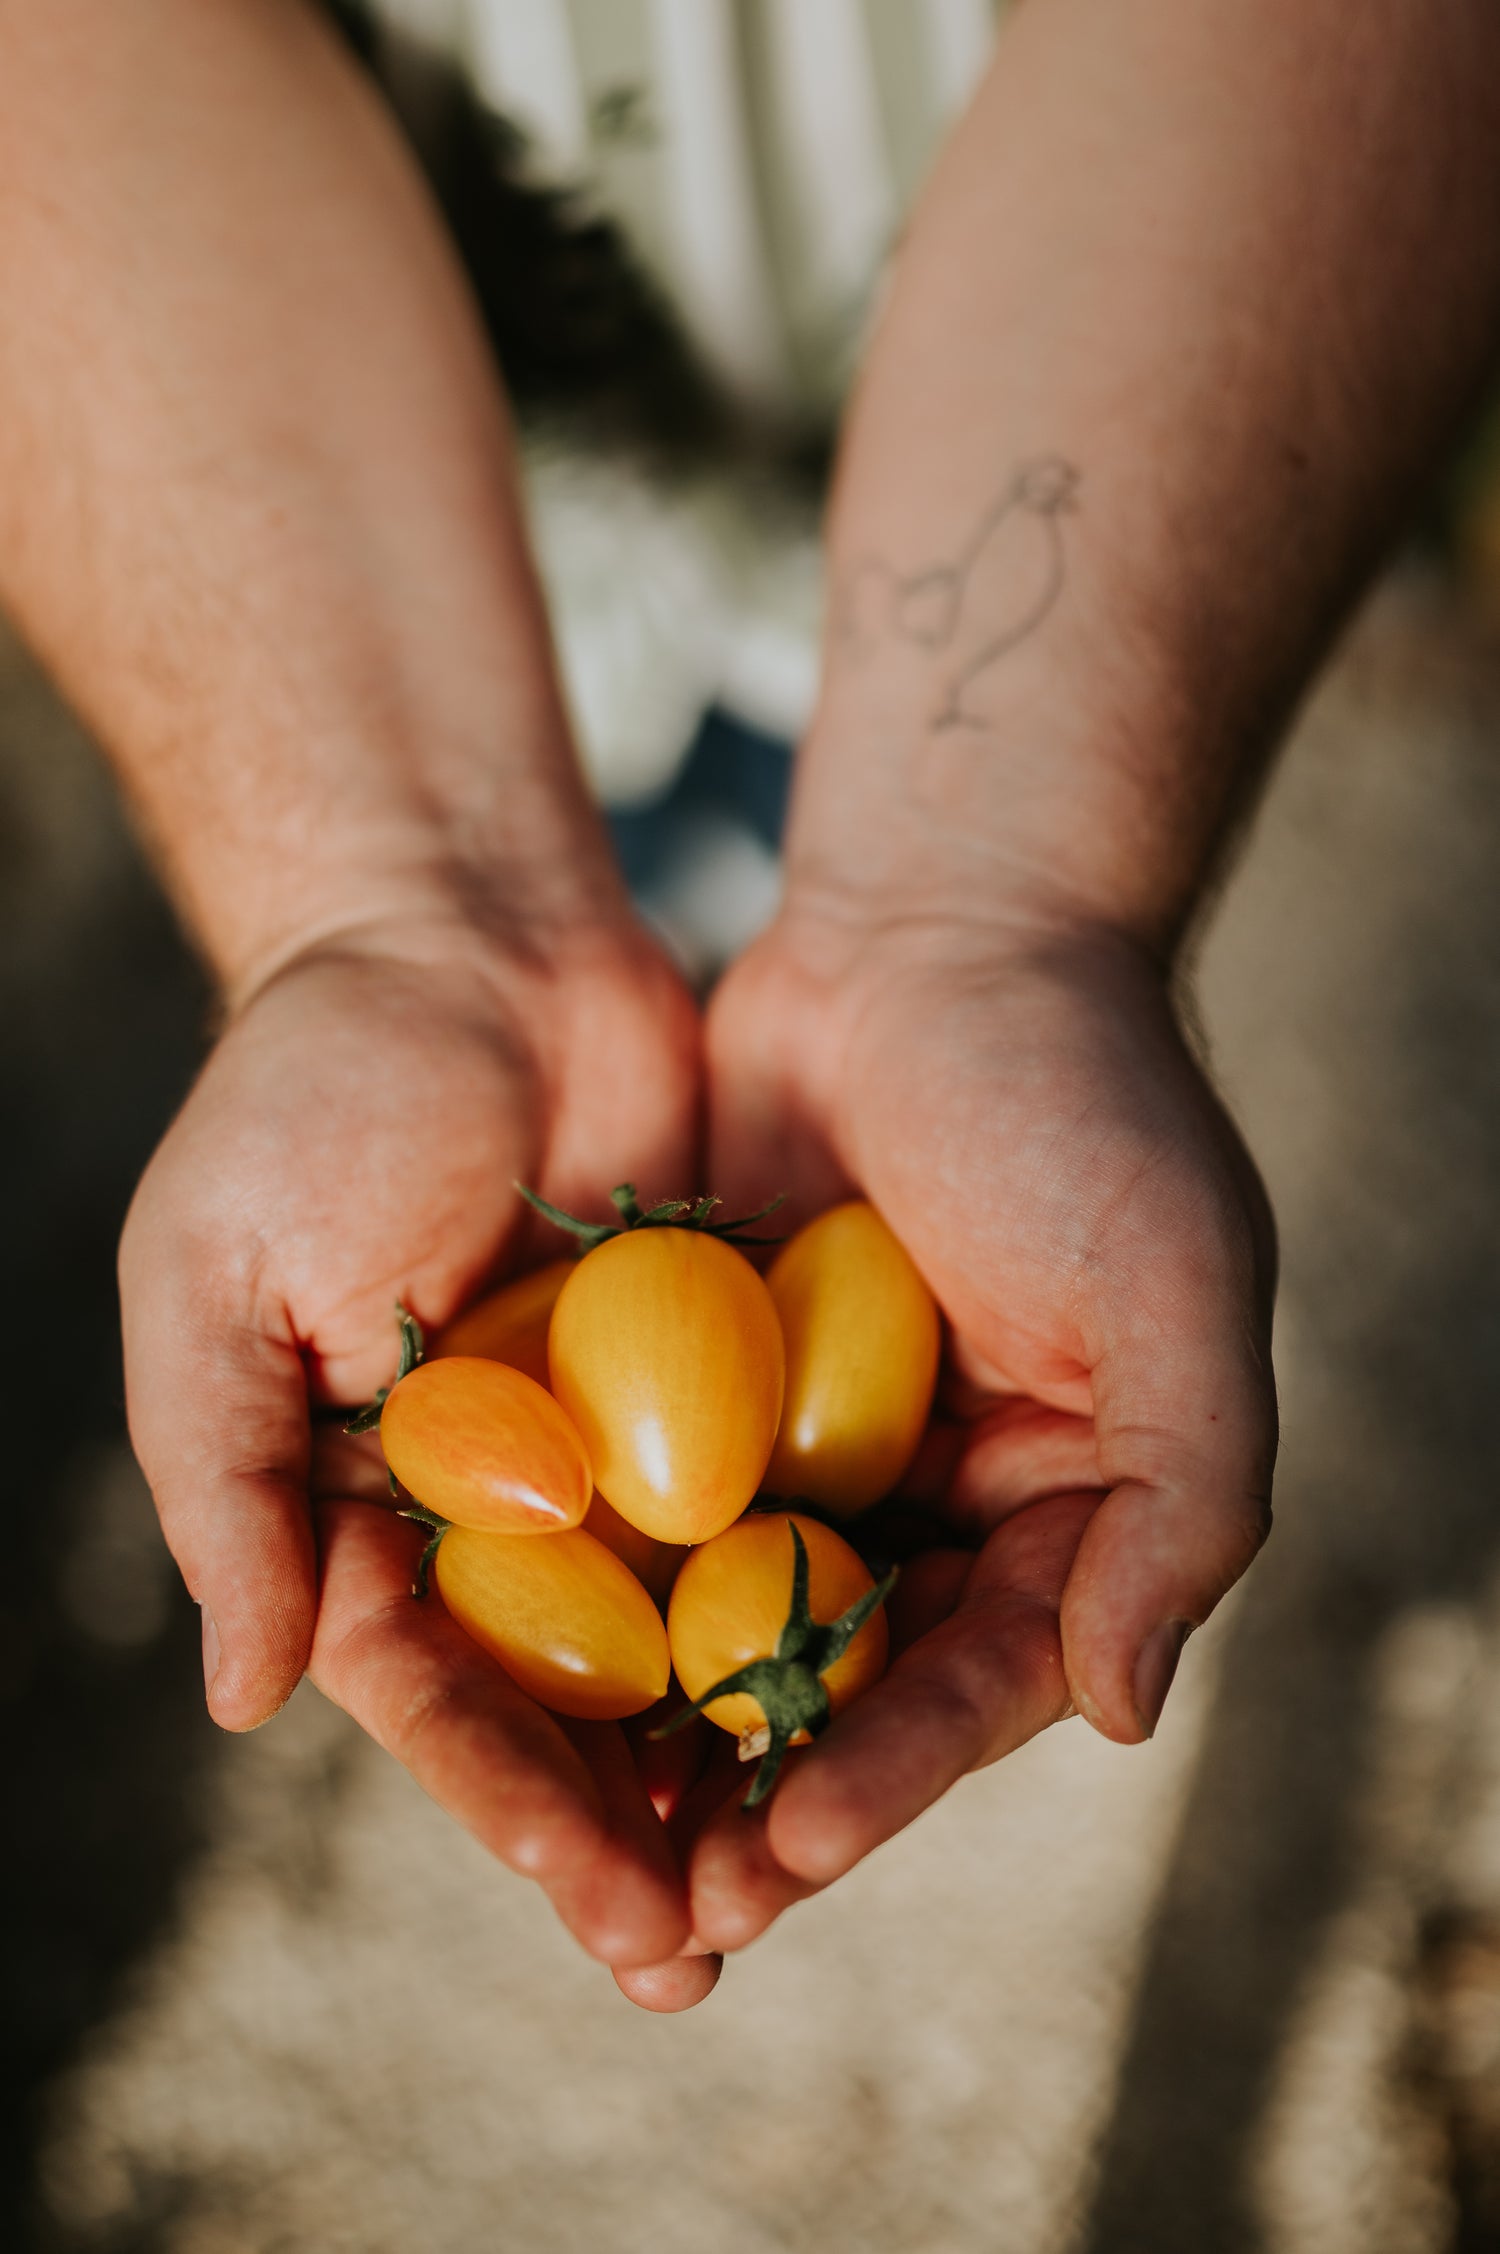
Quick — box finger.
[896,1418,969,1505]
[1060,1316,1276,1744]
[309,1502,690,1967]
[534,943,701,1233]
[764,1493,1098,1892]
[664,1730,753,1857]
[683,1550,973,1953]
[885,1545,973,1654]
[612,1948,724,2013]
[941,1400,1102,1536]
[120,1210,315,1731]
[704,955,854,1224]
[895,1401,1098,1529]
[551,1717,694,1965]
[688,1774,828,1955]
[623,1705,713,1822]
[310,1421,394,1506]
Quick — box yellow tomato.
[763,1200,940,1516]
[667,1510,888,1741]
[548,1229,784,1545]
[431,1260,573,1387]
[380,1356,591,1534]
[434,1522,669,1719]
[583,1490,687,1610]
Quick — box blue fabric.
[607,707,793,893]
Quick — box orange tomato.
[583,1490,687,1610]
[548,1229,784,1545]
[434,1522,669,1719]
[763,1200,940,1516]
[667,1509,888,1741]
[431,1260,573,1387]
[380,1356,591,1534]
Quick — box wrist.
[217,873,589,1024]
[790,529,1242,961]
[221,879,693,1139]
[770,853,1176,1000]
[781,728,1214,973]
[224,875,653,1018]
[724,877,1180,1145]
[173,784,630,1021]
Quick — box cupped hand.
[120,913,705,1972]
[691,904,1278,1951]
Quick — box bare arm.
[794,0,1500,947]
[700,0,1500,1948]
[0,0,619,994]
[0,0,700,1981]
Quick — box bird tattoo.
[839,455,1080,731]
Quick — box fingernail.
[1133,1620,1191,1738]
[200,1603,221,1700]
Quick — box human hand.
[689,904,1277,1951]
[120,913,709,1976]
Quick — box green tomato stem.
[515,1181,786,1250]
[396,1503,451,1599]
[651,1522,898,1809]
[341,1302,426,1435]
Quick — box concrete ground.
[7,574,1500,2253]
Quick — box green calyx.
[342,1303,425,1501]
[516,1180,785,1253]
[340,1305,448,1592]
[396,1502,452,1599]
[651,1522,898,1809]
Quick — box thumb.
[120,1207,316,1731]
[1060,1293,1277,1743]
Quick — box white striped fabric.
[463,0,589,166]
[645,0,791,408]
[367,0,1001,420]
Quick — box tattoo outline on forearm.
[836,455,1079,730]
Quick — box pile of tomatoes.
[356,1191,940,1800]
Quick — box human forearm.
[790,0,1500,953]
[690,0,1500,1947]
[0,0,612,1003]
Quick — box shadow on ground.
[1079,590,1500,2252]
[10,588,1500,2254]
[0,624,219,2252]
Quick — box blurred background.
[10,4,1500,2250]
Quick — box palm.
[121,931,705,1979]
[691,913,1277,1952]
[224,958,550,1405]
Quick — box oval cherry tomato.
[548,1229,784,1545]
[381,1356,591,1534]
[583,1490,687,1610]
[763,1201,940,1516]
[667,1509,888,1741]
[431,1260,573,1387]
[434,1522,669,1719]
